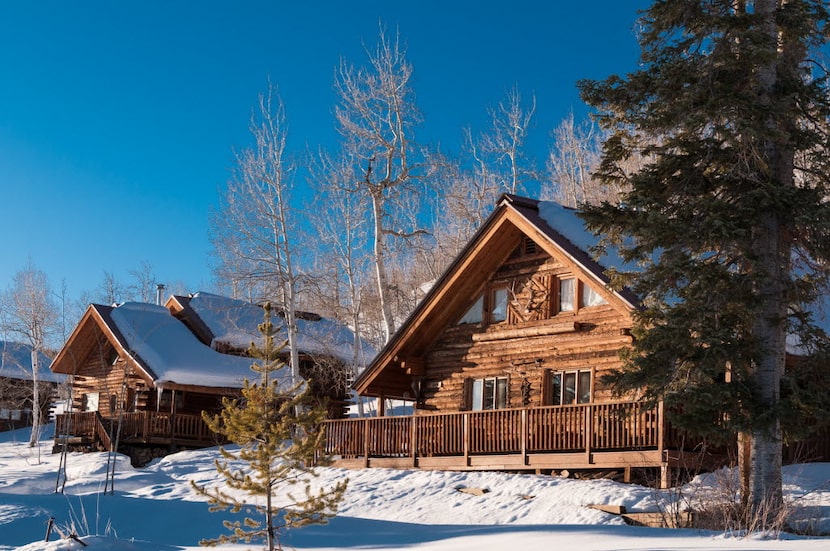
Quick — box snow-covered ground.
[1,425,828,550]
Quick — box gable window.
[580,283,608,308]
[548,370,591,405]
[458,294,484,324]
[471,377,508,410]
[83,392,99,412]
[490,287,508,323]
[559,278,575,313]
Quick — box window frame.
[579,280,608,308]
[471,376,509,411]
[547,369,592,405]
[457,293,484,325]
[558,277,575,313]
[489,286,509,324]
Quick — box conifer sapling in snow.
[192,303,347,550]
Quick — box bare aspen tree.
[334,27,430,344]
[432,136,501,269]
[480,85,537,195]
[127,261,158,303]
[310,151,376,363]
[0,261,58,446]
[212,84,302,385]
[97,270,125,304]
[544,112,604,207]
[430,87,536,271]
[543,112,643,207]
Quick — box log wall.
[418,251,634,413]
[70,338,151,415]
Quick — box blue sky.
[0,1,649,302]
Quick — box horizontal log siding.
[415,252,634,415]
[71,354,149,414]
[424,312,632,413]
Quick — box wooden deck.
[54,411,217,450]
[322,401,693,477]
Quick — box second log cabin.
[51,292,372,465]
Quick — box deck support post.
[660,464,672,489]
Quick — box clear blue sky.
[0,0,650,302]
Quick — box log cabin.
[0,341,62,432]
[322,194,829,485]
[51,293,371,465]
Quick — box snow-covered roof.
[0,341,63,383]
[109,302,277,389]
[537,201,629,271]
[186,292,375,368]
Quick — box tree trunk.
[371,190,395,343]
[29,349,40,447]
[742,0,791,518]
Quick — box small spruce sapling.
[192,303,347,551]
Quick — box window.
[83,392,99,412]
[559,278,575,312]
[471,377,508,410]
[458,294,484,324]
[581,283,608,307]
[490,287,508,323]
[548,370,591,405]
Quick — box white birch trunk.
[371,191,396,344]
[29,349,40,447]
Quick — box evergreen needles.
[191,303,347,550]
[577,0,830,522]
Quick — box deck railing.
[54,411,213,448]
[322,401,662,461]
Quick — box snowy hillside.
[1,425,828,550]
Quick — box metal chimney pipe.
[156,283,165,305]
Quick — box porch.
[54,410,217,451]
[322,401,707,484]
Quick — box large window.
[559,278,575,312]
[490,287,508,323]
[549,370,591,405]
[581,283,608,308]
[471,377,508,410]
[458,294,484,324]
[82,392,99,412]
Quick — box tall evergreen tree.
[578,0,830,520]
[192,304,347,550]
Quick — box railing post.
[411,415,418,467]
[521,409,528,465]
[585,404,593,464]
[657,400,665,457]
[363,418,370,468]
[462,412,470,466]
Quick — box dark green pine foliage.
[577,0,830,506]
[192,303,347,551]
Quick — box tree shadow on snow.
[283,517,715,549]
